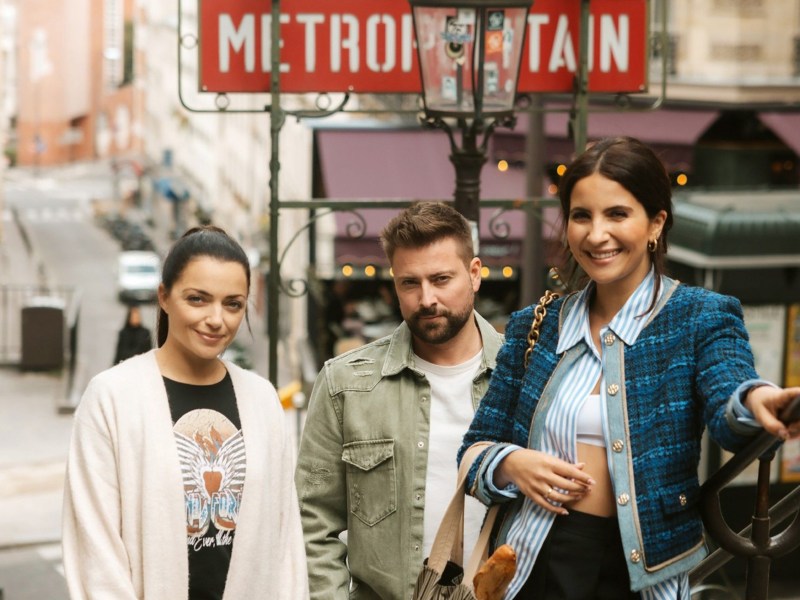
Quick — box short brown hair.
[380,202,474,265]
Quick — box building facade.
[14,0,142,166]
[667,0,800,103]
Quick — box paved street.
[0,544,66,600]
[1,167,76,597]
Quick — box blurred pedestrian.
[459,137,800,600]
[112,305,152,364]
[63,225,308,599]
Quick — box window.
[104,0,124,87]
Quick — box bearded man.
[296,202,504,600]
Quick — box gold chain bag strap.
[523,290,560,368]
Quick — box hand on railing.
[745,388,800,441]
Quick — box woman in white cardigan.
[62,226,308,600]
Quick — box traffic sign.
[199,0,648,94]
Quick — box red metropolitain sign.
[199,0,648,94]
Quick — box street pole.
[570,0,591,155]
[520,97,545,307]
[450,119,486,252]
[267,0,284,384]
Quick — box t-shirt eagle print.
[174,408,246,550]
[164,372,244,597]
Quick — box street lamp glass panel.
[412,5,528,118]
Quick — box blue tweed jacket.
[459,278,761,590]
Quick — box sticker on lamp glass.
[457,8,475,23]
[441,75,457,101]
[484,63,499,94]
[442,16,472,44]
[443,16,472,60]
[485,30,503,55]
[502,28,514,68]
[487,10,505,31]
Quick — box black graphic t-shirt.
[164,372,245,600]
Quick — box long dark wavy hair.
[557,136,674,311]
[156,226,251,347]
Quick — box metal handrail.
[689,486,800,586]
[691,396,800,599]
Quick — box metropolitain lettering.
[215,11,632,76]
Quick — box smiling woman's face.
[157,256,248,365]
[566,172,665,299]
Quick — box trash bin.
[21,296,66,370]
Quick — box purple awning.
[520,107,721,146]
[315,110,719,269]
[316,129,532,250]
[759,112,800,157]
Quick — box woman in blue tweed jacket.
[459,137,800,600]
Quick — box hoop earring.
[648,239,658,253]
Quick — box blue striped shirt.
[489,271,689,600]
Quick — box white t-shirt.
[413,350,486,559]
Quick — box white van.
[117,251,161,303]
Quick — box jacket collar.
[557,270,676,353]
[381,311,501,377]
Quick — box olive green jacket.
[295,312,503,600]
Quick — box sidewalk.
[0,194,73,549]
[0,368,72,548]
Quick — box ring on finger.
[545,486,553,501]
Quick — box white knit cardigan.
[62,350,309,599]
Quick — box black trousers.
[516,510,641,600]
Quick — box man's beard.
[406,301,473,345]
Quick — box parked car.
[117,251,161,303]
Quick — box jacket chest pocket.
[342,439,397,526]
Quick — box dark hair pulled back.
[156,225,251,347]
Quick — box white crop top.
[576,394,605,447]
